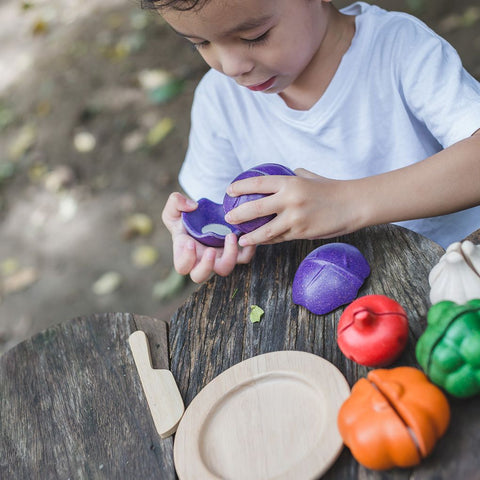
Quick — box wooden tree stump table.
[1,224,479,479]
[169,224,479,479]
[0,314,177,479]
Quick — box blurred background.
[0,0,479,354]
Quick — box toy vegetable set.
[330,244,480,472]
[179,164,480,474]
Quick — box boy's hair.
[141,0,208,11]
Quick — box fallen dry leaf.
[8,124,37,160]
[146,118,174,146]
[2,267,39,294]
[132,245,158,268]
[122,130,144,153]
[44,165,75,193]
[123,213,154,239]
[73,131,96,152]
[1,258,20,277]
[92,272,122,295]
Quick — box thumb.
[162,192,197,228]
[294,167,323,179]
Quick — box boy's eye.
[242,30,270,46]
[192,40,210,50]
[190,29,270,51]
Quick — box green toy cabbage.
[416,299,480,398]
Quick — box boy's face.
[162,0,333,96]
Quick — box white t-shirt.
[179,1,480,248]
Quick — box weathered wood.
[464,228,480,244]
[170,225,444,400]
[2,225,478,480]
[170,224,480,478]
[0,313,176,479]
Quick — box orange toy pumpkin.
[337,367,450,470]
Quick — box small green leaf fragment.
[148,79,184,104]
[249,305,264,324]
[138,69,185,104]
[152,269,186,300]
[8,124,37,160]
[0,162,15,182]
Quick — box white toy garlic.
[429,241,480,304]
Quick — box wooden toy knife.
[129,330,184,438]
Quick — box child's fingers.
[174,235,256,281]
[238,218,287,247]
[173,236,197,275]
[237,244,257,263]
[213,233,239,277]
[226,175,287,197]
[162,192,197,230]
[225,194,278,225]
[189,247,217,283]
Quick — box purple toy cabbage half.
[223,163,295,233]
[292,243,370,315]
[182,198,242,247]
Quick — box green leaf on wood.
[249,305,264,324]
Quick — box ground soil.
[0,0,479,354]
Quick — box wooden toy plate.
[173,351,350,480]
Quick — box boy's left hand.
[224,168,362,246]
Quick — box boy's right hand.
[162,192,256,283]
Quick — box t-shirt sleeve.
[178,72,242,203]
[395,15,480,147]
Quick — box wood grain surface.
[0,313,177,479]
[170,225,444,402]
[2,224,479,480]
[464,228,480,244]
[169,224,480,479]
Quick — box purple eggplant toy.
[293,243,370,315]
[182,198,242,247]
[223,163,295,233]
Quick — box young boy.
[149,0,480,283]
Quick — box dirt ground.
[0,0,479,355]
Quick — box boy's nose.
[217,48,254,78]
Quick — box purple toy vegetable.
[182,198,242,247]
[223,163,295,233]
[292,243,370,315]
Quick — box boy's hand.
[162,192,256,283]
[224,169,361,246]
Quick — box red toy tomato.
[337,295,409,367]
